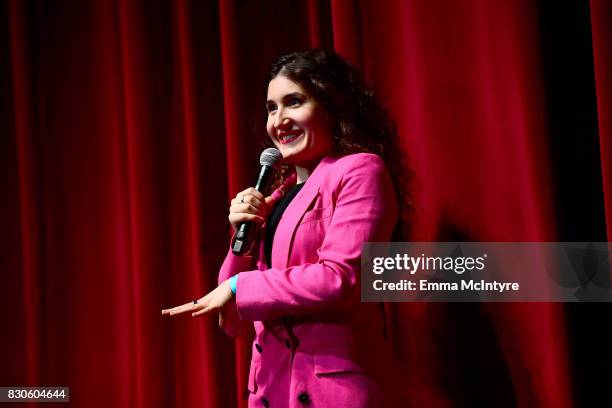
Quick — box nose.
[273,109,291,130]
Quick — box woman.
[163,49,412,407]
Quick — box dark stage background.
[1,0,611,407]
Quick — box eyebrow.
[266,92,306,107]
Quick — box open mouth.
[278,132,303,145]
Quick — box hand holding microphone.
[228,188,272,232]
[230,148,282,255]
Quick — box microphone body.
[231,148,282,255]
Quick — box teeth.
[280,133,300,143]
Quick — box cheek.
[267,132,280,148]
[266,120,275,140]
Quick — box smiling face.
[266,75,334,169]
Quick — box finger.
[241,194,264,209]
[167,307,192,316]
[230,203,261,215]
[240,188,264,201]
[161,301,192,314]
[193,304,216,317]
[166,303,199,316]
[228,213,265,225]
[264,196,275,206]
[232,194,265,210]
[233,195,264,210]
[237,187,254,196]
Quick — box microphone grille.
[260,148,282,167]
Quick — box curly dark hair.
[264,49,414,239]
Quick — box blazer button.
[255,343,263,353]
[297,392,311,405]
[261,396,269,407]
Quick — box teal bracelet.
[229,274,239,295]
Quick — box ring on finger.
[240,195,246,204]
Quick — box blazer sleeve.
[234,155,399,321]
[217,233,264,338]
[216,175,297,337]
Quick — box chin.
[278,152,302,166]
[276,145,306,162]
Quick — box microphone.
[231,148,282,255]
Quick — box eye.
[287,96,302,106]
[266,103,277,114]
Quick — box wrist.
[229,274,239,296]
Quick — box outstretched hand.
[161,279,233,318]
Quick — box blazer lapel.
[271,156,337,270]
[271,184,319,270]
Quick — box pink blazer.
[218,153,405,408]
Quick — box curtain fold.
[8,0,42,389]
[590,0,612,241]
[2,0,609,406]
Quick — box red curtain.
[1,0,610,406]
[591,0,612,241]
